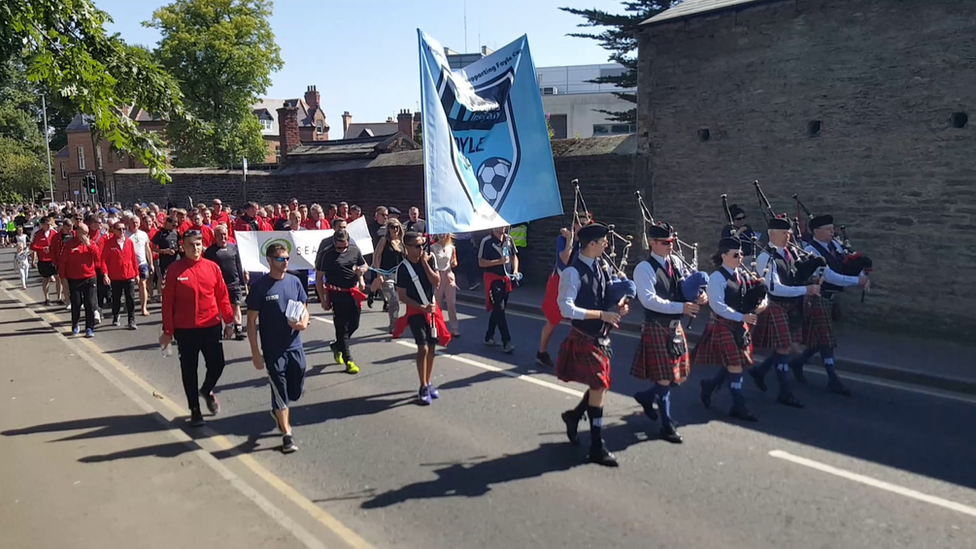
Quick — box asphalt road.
[1,252,974,549]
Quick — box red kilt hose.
[753,299,801,351]
[802,295,837,349]
[690,314,753,369]
[631,321,690,382]
[541,271,563,326]
[556,328,612,390]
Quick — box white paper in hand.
[285,300,306,324]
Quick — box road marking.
[0,282,375,549]
[769,450,976,518]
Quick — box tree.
[146,0,284,168]
[560,1,681,123]
[0,137,47,200]
[1,0,186,183]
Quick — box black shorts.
[37,261,57,279]
[267,348,306,411]
[408,314,438,347]
[227,284,244,306]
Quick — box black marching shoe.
[790,362,808,384]
[188,410,206,427]
[633,391,658,421]
[777,393,805,408]
[729,406,759,422]
[366,293,374,309]
[748,368,768,393]
[699,380,715,409]
[588,443,619,467]
[659,424,683,444]
[827,381,852,397]
[535,351,554,368]
[561,410,582,446]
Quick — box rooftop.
[641,0,771,26]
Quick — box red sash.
[483,272,512,311]
[322,284,368,311]
[392,304,452,347]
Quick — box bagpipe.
[793,193,873,279]
[571,180,636,307]
[635,189,708,302]
[722,192,769,313]
[752,181,825,285]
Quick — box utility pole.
[41,95,54,203]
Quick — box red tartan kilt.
[753,300,800,351]
[802,295,837,349]
[556,329,612,390]
[630,321,690,382]
[541,271,563,326]
[690,315,752,369]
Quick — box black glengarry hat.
[647,222,674,240]
[578,222,609,243]
[809,214,833,229]
[768,216,792,231]
[718,237,741,253]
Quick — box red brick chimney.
[397,109,413,136]
[304,85,319,111]
[341,111,352,134]
[277,104,300,164]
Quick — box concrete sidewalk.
[454,283,976,395]
[0,300,307,549]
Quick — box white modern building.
[536,63,636,139]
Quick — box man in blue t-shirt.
[245,243,309,454]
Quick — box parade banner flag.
[418,30,563,234]
[236,217,374,273]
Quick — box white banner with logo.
[235,217,374,273]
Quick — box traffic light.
[83,174,97,195]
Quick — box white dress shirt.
[804,238,860,287]
[756,246,807,298]
[707,266,764,322]
[634,253,684,315]
[557,255,597,321]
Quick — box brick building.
[253,85,330,163]
[636,0,976,336]
[342,109,420,140]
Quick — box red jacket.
[58,238,102,280]
[180,224,214,248]
[233,215,260,233]
[100,237,139,281]
[212,211,231,229]
[303,218,331,231]
[50,231,73,267]
[30,228,58,262]
[161,257,234,335]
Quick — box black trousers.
[95,268,110,308]
[111,279,136,322]
[174,324,226,412]
[332,293,361,361]
[68,277,97,330]
[486,280,511,344]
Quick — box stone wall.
[637,0,976,336]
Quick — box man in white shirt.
[126,215,154,316]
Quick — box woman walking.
[431,233,460,336]
[371,218,404,332]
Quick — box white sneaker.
[94,310,101,324]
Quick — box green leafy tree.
[560,1,681,123]
[147,0,284,168]
[0,0,186,183]
[0,59,52,197]
[0,137,47,199]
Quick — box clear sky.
[93,0,624,135]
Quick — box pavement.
[1,248,975,549]
[452,280,976,395]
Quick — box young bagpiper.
[555,223,631,467]
[246,243,310,454]
[392,231,452,405]
[695,238,768,422]
[630,222,706,443]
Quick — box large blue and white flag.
[418,30,562,235]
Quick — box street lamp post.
[41,95,54,204]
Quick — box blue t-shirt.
[554,235,581,273]
[245,274,308,359]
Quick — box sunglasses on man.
[271,256,290,263]
[734,216,746,221]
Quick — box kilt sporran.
[631,320,690,382]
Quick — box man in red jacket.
[183,210,214,248]
[159,230,235,427]
[50,219,75,304]
[58,223,101,338]
[101,222,139,330]
[30,216,59,305]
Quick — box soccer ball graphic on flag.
[476,157,512,203]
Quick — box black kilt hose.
[631,321,690,383]
[690,314,753,369]
[753,299,801,351]
[556,328,612,390]
[802,295,837,349]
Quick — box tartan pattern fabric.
[802,295,837,349]
[690,314,753,369]
[556,328,612,390]
[541,271,563,325]
[753,300,801,351]
[630,321,690,382]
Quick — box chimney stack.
[304,85,320,111]
[276,103,300,164]
[397,109,414,137]
[341,111,352,134]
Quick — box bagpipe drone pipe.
[793,193,873,278]
[749,181,828,284]
[634,190,709,303]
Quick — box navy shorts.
[408,314,438,347]
[267,348,306,411]
[138,264,150,280]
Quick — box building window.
[592,123,636,136]
[60,163,66,180]
[77,146,86,170]
[549,114,568,139]
[63,192,68,202]
[260,118,273,131]
[95,147,103,169]
[275,145,281,162]
[316,120,325,134]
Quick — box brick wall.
[637,0,976,336]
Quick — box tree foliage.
[0,59,49,197]
[0,0,186,183]
[559,1,680,123]
[147,0,283,168]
